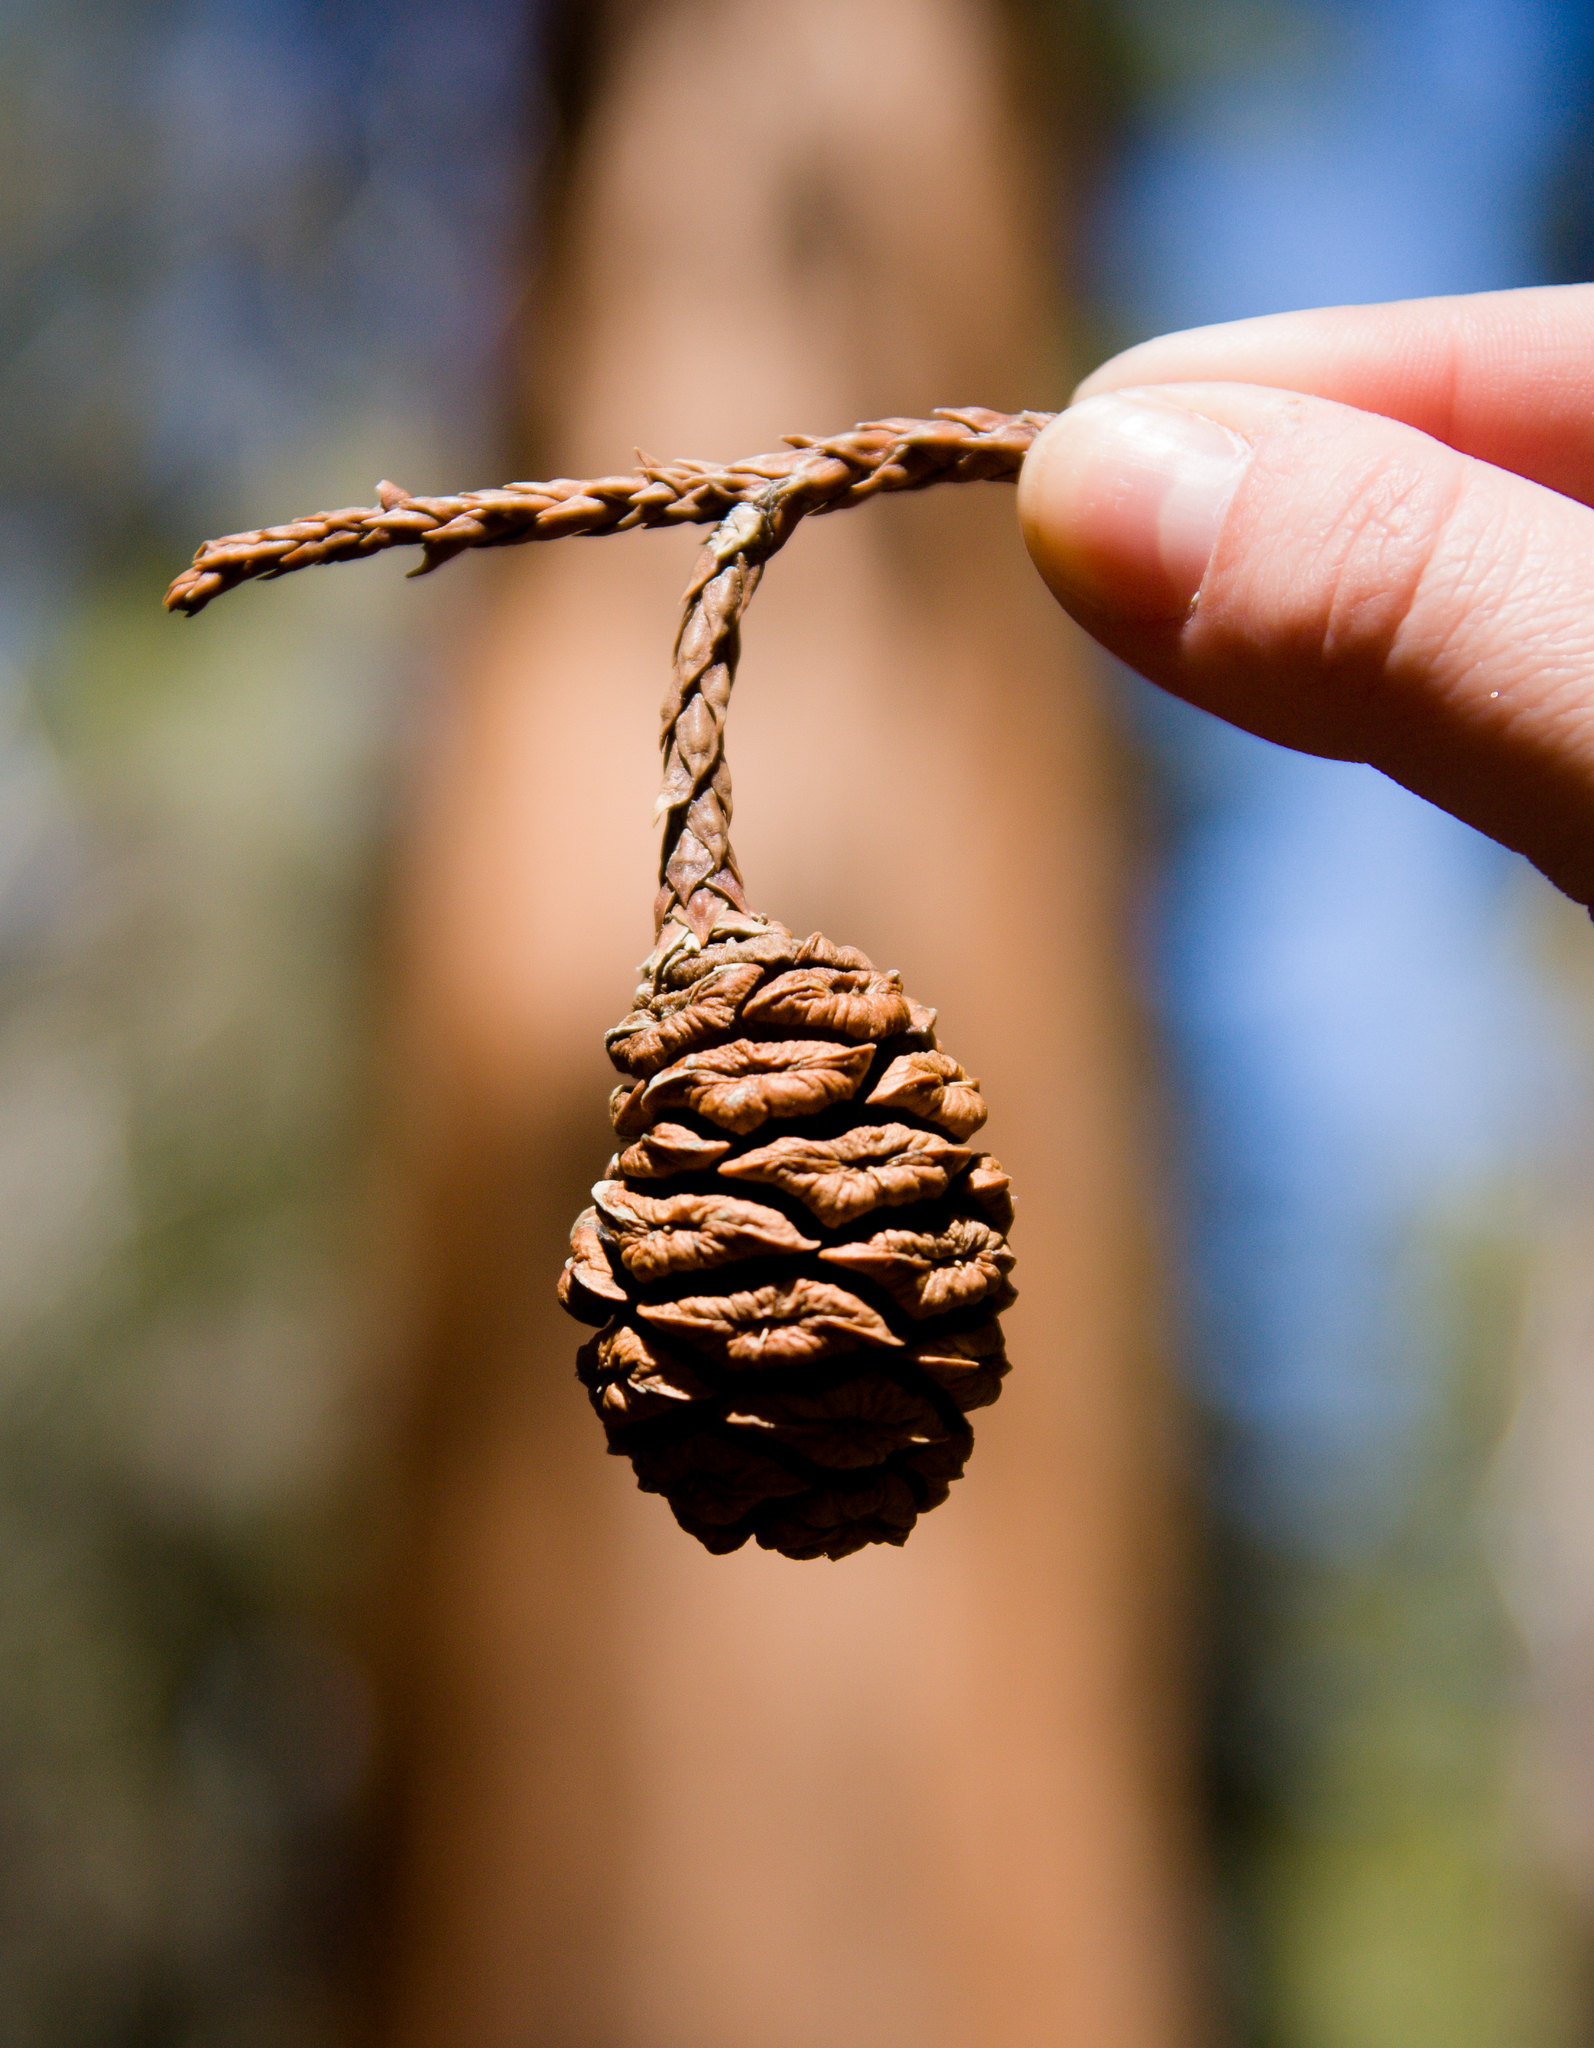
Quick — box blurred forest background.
[4,0,1594,2044]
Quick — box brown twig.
[162,407,1055,618]
[652,495,777,945]
[164,405,1058,948]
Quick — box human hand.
[1017,285,1594,905]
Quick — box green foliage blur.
[0,1,530,2035]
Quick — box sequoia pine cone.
[558,916,1016,1560]
[162,415,1041,1558]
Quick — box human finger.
[1018,382,1594,904]
[1072,286,1594,508]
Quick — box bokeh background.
[4,1,1594,2042]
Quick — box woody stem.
[653,491,792,946]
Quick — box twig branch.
[164,405,1058,951]
[162,408,1054,617]
[652,496,777,945]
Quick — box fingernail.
[1019,392,1252,623]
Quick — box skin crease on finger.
[1070,284,1594,508]
[1017,380,1594,907]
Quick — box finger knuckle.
[1313,452,1461,676]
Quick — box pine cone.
[559,917,1016,1559]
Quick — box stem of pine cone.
[652,493,785,947]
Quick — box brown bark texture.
[371,1,1206,2043]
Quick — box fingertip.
[1019,393,1253,627]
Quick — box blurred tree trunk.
[371,2,1207,2043]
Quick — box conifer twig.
[163,408,1055,617]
